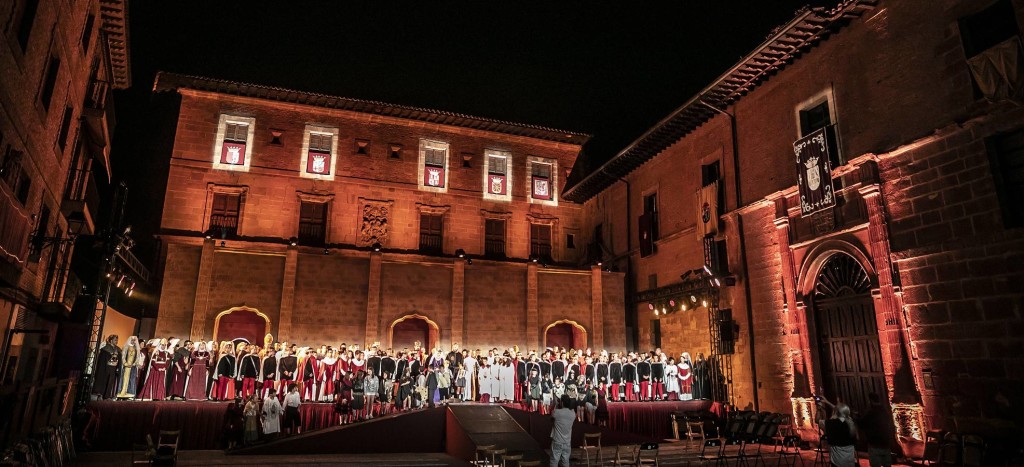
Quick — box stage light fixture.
[703,264,713,275]
[690,295,697,303]
[323,248,330,255]
[220,241,226,247]
[530,255,539,263]
[702,299,708,307]
[289,237,298,247]
[714,278,722,287]
[661,306,667,314]
[669,299,676,307]
[682,303,687,311]
[653,309,658,316]
[648,303,654,310]
[456,249,466,258]
[372,242,382,252]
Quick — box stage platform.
[83,399,719,452]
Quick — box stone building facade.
[152,73,626,354]
[566,0,1024,450]
[0,0,130,384]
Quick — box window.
[389,144,402,160]
[531,161,552,199]
[484,218,506,258]
[650,319,662,349]
[704,237,730,275]
[39,55,60,111]
[643,193,659,240]
[588,223,604,264]
[301,125,338,179]
[419,213,444,254]
[639,191,658,258]
[530,223,552,260]
[28,204,49,262]
[81,13,95,53]
[566,233,575,249]
[797,93,842,168]
[702,160,725,213]
[209,193,241,238]
[15,0,40,51]
[1,147,31,205]
[527,156,558,205]
[298,201,328,244]
[986,128,1024,228]
[212,114,255,171]
[355,139,369,155]
[418,139,449,192]
[483,150,512,201]
[959,0,1018,59]
[57,105,73,152]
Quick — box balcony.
[0,184,31,264]
[38,271,81,317]
[61,168,99,236]
[81,80,116,166]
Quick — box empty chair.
[474,444,498,466]
[922,430,944,466]
[721,438,747,466]
[131,435,155,466]
[501,452,523,467]
[699,438,724,465]
[580,432,602,466]
[776,435,803,467]
[961,434,985,467]
[812,436,829,467]
[610,444,638,466]
[637,442,659,466]
[939,432,961,466]
[686,421,707,451]
[152,430,179,467]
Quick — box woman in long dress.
[489,359,502,402]
[319,350,338,402]
[185,341,212,400]
[664,357,681,400]
[263,389,282,437]
[139,340,171,400]
[116,336,144,399]
[243,394,260,445]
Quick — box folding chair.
[722,438,748,466]
[153,430,180,467]
[473,444,498,466]
[581,432,602,466]
[811,436,828,467]
[962,434,985,467]
[686,421,707,452]
[610,444,638,466]
[698,438,724,466]
[776,435,803,467]
[131,435,155,465]
[637,442,659,466]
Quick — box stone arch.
[212,306,271,344]
[797,238,878,299]
[388,313,441,352]
[543,319,587,350]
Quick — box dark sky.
[112,1,829,262]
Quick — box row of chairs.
[579,432,660,466]
[472,444,542,467]
[695,436,819,467]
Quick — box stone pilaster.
[591,265,604,349]
[526,262,539,350]
[277,247,298,341]
[189,239,216,340]
[365,252,383,347]
[772,203,814,398]
[451,259,466,347]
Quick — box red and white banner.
[424,166,445,188]
[488,174,507,195]
[794,127,835,217]
[697,181,719,238]
[220,141,246,165]
[532,177,551,200]
[306,151,331,175]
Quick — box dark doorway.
[812,253,885,413]
[544,322,586,350]
[392,316,436,351]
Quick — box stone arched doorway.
[388,314,440,352]
[213,306,270,345]
[810,252,886,412]
[543,320,587,350]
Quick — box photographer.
[816,394,857,467]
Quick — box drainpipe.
[699,99,760,412]
[600,167,636,351]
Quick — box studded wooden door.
[813,253,886,412]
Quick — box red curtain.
[546,323,574,350]
[217,310,265,344]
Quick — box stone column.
[859,181,920,404]
[771,203,814,398]
[277,247,298,341]
[189,239,216,340]
[591,265,604,349]
[365,252,383,347]
[451,259,466,347]
[526,262,539,350]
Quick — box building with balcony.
[151,73,626,352]
[566,0,1024,452]
[0,0,131,449]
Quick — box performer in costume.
[139,340,171,400]
[638,354,652,401]
[651,353,665,401]
[215,342,237,400]
[238,344,260,399]
[185,341,211,400]
[623,356,638,402]
[206,340,218,399]
[319,349,339,402]
[584,356,597,388]
[596,355,609,395]
[300,347,319,401]
[93,335,121,399]
[260,347,278,399]
[678,352,693,400]
[169,339,191,399]
[116,336,144,399]
[609,354,622,402]
[664,356,680,400]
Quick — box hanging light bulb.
[682,303,687,311]
[661,306,667,315]
[653,309,659,316]
[702,299,708,307]
[690,295,697,303]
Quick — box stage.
[83,399,720,451]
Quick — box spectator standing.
[550,395,576,467]
[862,393,895,467]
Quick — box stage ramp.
[445,405,547,464]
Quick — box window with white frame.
[418,139,449,192]
[483,150,512,201]
[212,114,255,172]
[300,125,339,180]
[527,156,558,206]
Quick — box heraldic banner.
[794,127,835,217]
[697,180,719,238]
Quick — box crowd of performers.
[92,334,718,428]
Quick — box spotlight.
[105,271,111,278]
[467,258,473,265]
[530,255,539,263]
[669,299,676,307]
[702,299,708,307]
[703,264,713,275]
[372,242,382,252]
[714,278,722,287]
[323,248,330,255]
[456,249,466,258]
[204,230,213,240]
[116,274,125,288]
[661,306,667,314]
[690,295,697,303]
[289,237,298,247]
[220,241,226,247]
[653,309,659,316]
[682,303,687,311]
[648,303,654,310]
[127,289,134,297]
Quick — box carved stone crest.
[358,199,393,247]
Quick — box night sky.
[112,1,831,262]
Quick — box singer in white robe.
[499,361,515,402]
